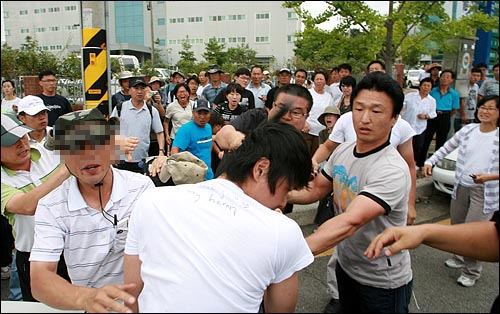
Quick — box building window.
[49,26,60,32]
[217,38,225,43]
[21,28,29,34]
[48,7,60,13]
[19,10,28,16]
[256,13,270,20]
[228,15,245,21]
[169,17,184,23]
[158,18,165,25]
[287,12,298,19]
[287,35,297,42]
[36,27,46,33]
[5,30,10,36]
[64,6,77,11]
[229,37,237,43]
[256,36,269,43]
[209,15,226,22]
[3,11,9,18]
[158,39,166,46]
[34,8,46,14]
[196,16,203,22]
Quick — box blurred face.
[477,99,499,125]
[352,89,397,151]
[470,72,481,84]
[341,84,353,97]
[226,90,242,106]
[192,110,211,127]
[62,143,114,187]
[278,72,292,86]
[368,63,385,73]
[419,81,432,95]
[269,93,309,131]
[39,74,57,94]
[234,74,250,88]
[18,111,49,131]
[251,68,264,85]
[294,71,307,86]
[1,135,31,168]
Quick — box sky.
[301,1,389,30]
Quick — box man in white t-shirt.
[124,123,314,313]
[29,108,155,313]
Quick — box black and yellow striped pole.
[82,28,108,114]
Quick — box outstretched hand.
[80,283,136,313]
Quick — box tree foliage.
[283,1,498,75]
[203,37,227,67]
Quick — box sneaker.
[323,298,342,313]
[1,266,10,280]
[445,258,463,269]
[457,275,476,287]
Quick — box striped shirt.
[30,167,155,288]
[425,124,499,213]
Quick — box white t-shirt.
[329,111,416,147]
[125,179,314,312]
[1,97,20,113]
[307,88,334,136]
[328,83,343,105]
[401,92,437,135]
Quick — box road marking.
[313,218,451,258]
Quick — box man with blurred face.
[29,109,155,313]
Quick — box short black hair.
[38,70,56,80]
[440,69,455,79]
[172,82,190,98]
[474,95,499,127]
[351,72,404,117]
[471,67,482,74]
[186,75,200,86]
[338,63,352,73]
[367,60,386,71]
[339,76,357,90]
[2,79,15,89]
[235,68,251,77]
[474,62,488,68]
[222,122,311,194]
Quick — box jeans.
[8,251,22,301]
[337,263,413,313]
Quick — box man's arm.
[3,165,70,216]
[396,139,417,225]
[213,124,246,151]
[311,139,339,174]
[288,172,332,206]
[30,261,136,312]
[306,195,386,255]
[364,221,499,262]
[124,254,144,313]
[264,272,299,313]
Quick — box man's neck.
[42,91,56,97]
[131,98,145,109]
[29,129,47,143]
[439,85,450,94]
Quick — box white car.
[406,69,425,88]
[431,148,458,195]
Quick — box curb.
[287,178,435,227]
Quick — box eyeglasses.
[40,79,57,83]
[478,106,498,112]
[274,103,308,119]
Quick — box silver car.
[406,69,425,88]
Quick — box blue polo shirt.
[429,87,460,111]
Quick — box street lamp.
[147,1,154,67]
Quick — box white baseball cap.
[18,95,50,116]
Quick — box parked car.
[431,148,457,195]
[406,69,425,88]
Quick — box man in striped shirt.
[29,109,154,313]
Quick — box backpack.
[116,101,153,120]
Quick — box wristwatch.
[159,148,165,154]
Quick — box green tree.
[176,35,198,75]
[225,43,257,74]
[283,1,498,76]
[203,37,227,66]
[58,52,82,81]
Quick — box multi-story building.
[2,1,301,69]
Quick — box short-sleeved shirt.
[478,78,499,97]
[30,167,155,288]
[246,83,271,109]
[214,102,245,123]
[429,87,460,111]
[202,82,228,105]
[36,94,72,127]
[1,147,61,252]
[402,92,437,135]
[165,100,193,139]
[1,97,21,114]
[125,179,314,312]
[172,120,214,180]
[110,100,164,162]
[213,88,255,112]
[322,141,412,289]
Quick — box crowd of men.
[0,60,498,312]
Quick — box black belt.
[436,110,451,114]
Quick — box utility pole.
[148,1,155,67]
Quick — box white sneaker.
[457,275,476,287]
[1,266,10,280]
[445,258,463,269]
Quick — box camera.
[151,91,159,97]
